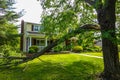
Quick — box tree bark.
[97,0,120,79]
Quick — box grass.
[82,52,120,58]
[0,53,103,80]
[83,52,103,57]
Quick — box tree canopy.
[40,0,97,38]
[40,0,120,79]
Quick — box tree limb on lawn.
[15,24,100,65]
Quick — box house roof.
[24,21,41,25]
[27,31,44,34]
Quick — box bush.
[84,46,102,52]
[93,46,102,52]
[53,45,63,52]
[72,46,83,52]
[29,46,39,53]
[29,49,35,53]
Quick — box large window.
[36,39,45,46]
[32,25,40,31]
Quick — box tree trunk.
[97,0,120,79]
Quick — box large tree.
[40,0,120,79]
[85,0,120,79]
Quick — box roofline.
[21,20,41,25]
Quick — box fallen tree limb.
[14,24,100,65]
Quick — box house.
[20,20,48,52]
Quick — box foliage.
[40,0,101,53]
[0,54,103,80]
[118,45,120,52]
[72,46,83,52]
[0,22,20,47]
[117,27,120,44]
[0,45,11,63]
[93,46,102,52]
[53,43,64,52]
[0,0,21,49]
[0,45,21,56]
[75,31,101,52]
[0,0,21,22]
[0,44,23,65]
[85,46,102,52]
[77,31,94,50]
[40,0,97,39]
[64,44,72,51]
[28,49,35,54]
[29,46,39,53]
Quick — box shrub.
[84,46,102,52]
[93,46,102,52]
[29,46,39,53]
[53,45,63,52]
[72,46,83,52]
[29,49,35,53]
[85,48,94,52]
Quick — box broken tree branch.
[13,24,100,65]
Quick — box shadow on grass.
[0,60,103,80]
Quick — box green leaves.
[0,21,19,48]
[41,0,97,39]
[0,0,20,47]
[0,0,20,22]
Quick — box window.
[33,25,39,31]
[36,39,45,46]
[32,25,40,31]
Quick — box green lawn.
[83,52,103,57]
[0,54,103,80]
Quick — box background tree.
[0,0,22,51]
[0,0,21,51]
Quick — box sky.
[14,0,42,23]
